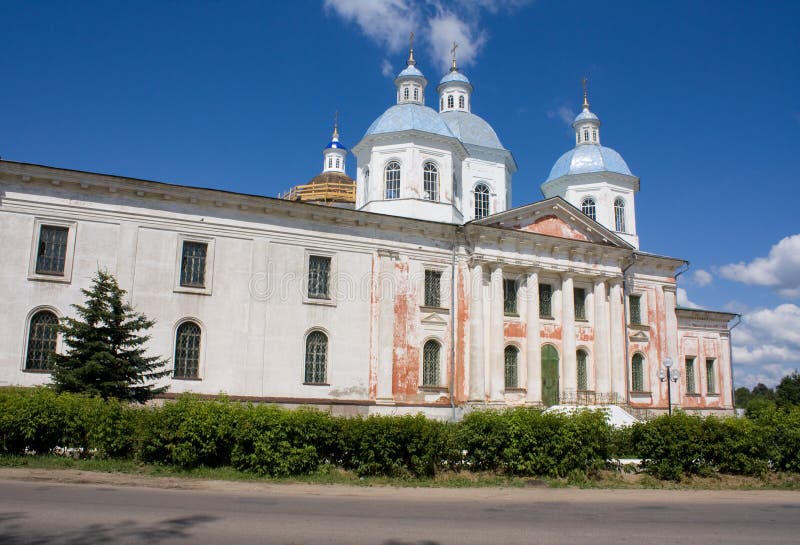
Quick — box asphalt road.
[1,478,799,545]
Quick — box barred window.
[447,95,454,108]
[424,270,442,307]
[385,161,401,199]
[458,95,465,109]
[504,345,519,389]
[503,278,518,315]
[307,255,331,299]
[180,241,207,288]
[631,353,645,392]
[577,349,588,391]
[423,162,438,201]
[574,288,587,320]
[685,357,697,394]
[706,359,717,394]
[305,331,328,384]
[174,321,201,378]
[36,225,69,275]
[539,283,553,318]
[474,183,490,219]
[422,340,440,387]
[25,310,58,371]
[629,295,642,325]
[614,198,626,232]
[580,197,596,221]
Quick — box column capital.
[377,249,399,259]
[662,284,678,294]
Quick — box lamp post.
[658,357,681,416]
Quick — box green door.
[541,345,560,407]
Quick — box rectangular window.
[307,255,331,299]
[35,225,69,275]
[180,241,208,287]
[706,359,717,394]
[424,270,442,308]
[685,357,697,394]
[574,288,586,320]
[539,284,553,318]
[629,295,642,325]
[504,278,518,316]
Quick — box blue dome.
[440,110,504,149]
[325,140,347,150]
[364,104,455,139]
[397,65,424,78]
[546,145,632,181]
[573,109,599,124]
[438,70,471,87]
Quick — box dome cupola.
[322,113,347,174]
[395,35,426,105]
[437,43,473,113]
[573,77,601,146]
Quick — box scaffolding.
[279,179,355,205]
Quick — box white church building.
[0,47,736,418]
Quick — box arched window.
[384,161,401,199]
[458,95,465,109]
[422,340,440,386]
[614,198,626,232]
[504,346,519,389]
[25,310,58,371]
[413,87,419,101]
[404,87,409,100]
[305,331,328,384]
[174,321,201,378]
[423,162,438,201]
[447,95,454,108]
[327,157,332,169]
[631,353,645,392]
[577,349,588,391]
[580,197,596,221]
[583,129,589,142]
[474,183,490,219]
[335,157,340,169]
[592,128,597,142]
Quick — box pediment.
[473,197,632,248]
[421,311,448,326]
[629,330,650,342]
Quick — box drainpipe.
[728,314,742,414]
[449,226,461,421]
[621,252,638,405]
[674,260,690,281]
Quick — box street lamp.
[658,357,681,416]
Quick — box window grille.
[685,358,696,394]
[577,350,588,390]
[504,346,518,389]
[385,161,400,199]
[305,331,328,383]
[423,162,438,201]
[632,353,644,392]
[574,288,586,320]
[447,95,454,108]
[706,359,716,394]
[404,87,409,100]
[35,225,69,275]
[335,157,340,169]
[539,283,553,318]
[629,295,642,325]
[424,270,442,307]
[580,197,596,221]
[592,129,597,141]
[180,241,207,287]
[614,198,626,232]
[474,184,490,219]
[413,87,419,101]
[25,310,58,371]
[174,321,201,378]
[328,157,332,169]
[422,340,440,386]
[458,95,464,109]
[307,255,331,299]
[503,278,518,315]
[584,129,589,141]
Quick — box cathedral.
[0,46,736,418]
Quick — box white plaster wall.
[461,157,507,221]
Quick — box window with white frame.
[413,87,419,101]
[685,357,697,394]
[180,241,208,288]
[423,161,438,201]
[35,225,69,276]
[706,358,717,394]
[385,161,401,199]
[447,95,454,108]
[304,331,328,384]
[25,310,59,371]
[458,95,465,109]
[173,321,201,379]
[614,197,626,232]
[422,340,441,386]
[580,197,596,221]
[404,87,409,100]
[474,183,490,219]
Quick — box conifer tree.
[51,269,170,402]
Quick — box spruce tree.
[51,269,170,402]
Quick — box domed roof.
[573,109,599,124]
[364,103,455,139]
[325,140,346,150]
[397,64,424,78]
[546,145,632,181]
[438,70,471,87]
[440,110,504,149]
[308,170,354,186]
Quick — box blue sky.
[2,0,798,387]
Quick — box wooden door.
[541,345,560,407]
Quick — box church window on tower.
[385,161,401,200]
[592,129,597,142]
[583,129,589,142]
[448,95,454,109]
[458,96,464,109]
[474,183,490,219]
[580,197,596,221]
[404,87,409,100]
[335,157,340,169]
[423,162,438,201]
[614,198,626,232]
[413,87,419,101]
[328,158,332,169]
[440,98,443,110]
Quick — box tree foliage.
[50,270,170,403]
[775,372,800,409]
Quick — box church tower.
[540,81,640,248]
[322,115,347,174]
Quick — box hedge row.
[2,388,799,480]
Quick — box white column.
[609,279,626,400]
[561,273,577,400]
[469,261,485,401]
[525,270,541,403]
[593,278,611,395]
[376,250,397,403]
[489,263,504,401]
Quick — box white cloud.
[676,287,702,309]
[732,303,800,388]
[692,269,712,287]
[324,0,418,53]
[381,58,395,77]
[547,105,575,126]
[427,12,486,72]
[718,234,800,298]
